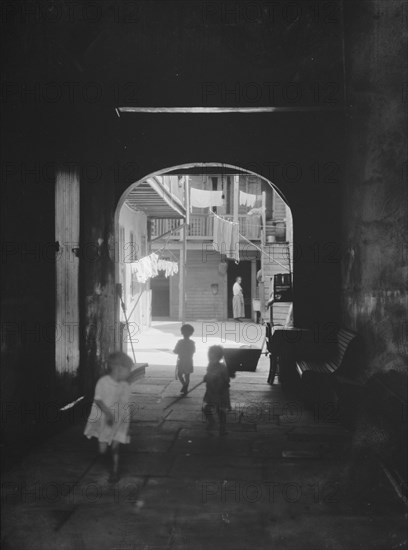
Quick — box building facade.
[151,172,293,324]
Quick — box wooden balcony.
[151,214,263,241]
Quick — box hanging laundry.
[131,260,147,284]
[131,257,147,283]
[190,188,224,209]
[239,191,257,208]
[130,252,159,283]
[157,258,179,277]
[213,214,239,263]
[230,222,240,263]
[246,214,262,240]
[170,263,177,277]
[213,214,231,254]
[150,253,159,277]
[131,253,179,283]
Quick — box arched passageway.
[114,163,294,358]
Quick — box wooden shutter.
[55,168,80,374]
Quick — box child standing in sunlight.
[84,352,133,483]
[174,324,196,395]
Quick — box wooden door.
[55,168,80,374]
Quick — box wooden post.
[184,176,189,322]
[259,281,265,323]
[233,175,239,224]
[251,259,256,322]
[232,175,240,262]
[261,191,266,246]
[178,176,189,323]
[261,190,267,320]
[185,175,190,225]
[55,168,80,374]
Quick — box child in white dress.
[84,352,133,482]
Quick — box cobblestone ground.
[2,323,407,550]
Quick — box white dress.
[232,282,245,318]
[84,375,131,444]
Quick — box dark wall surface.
[341,0,407,380]
[2,1,406,470]
[340,0,407,477]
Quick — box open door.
[227,260,252,319]
[151,272,170,317]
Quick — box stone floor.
[2,325,407,550]
[124,320,267,367]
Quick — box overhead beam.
[118,106,343,114]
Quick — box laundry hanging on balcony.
[131,253,178,283]
[212,213,240,263]
[190,188,224,209]
[239,190,257,208]
[130,253,158,283]
[157,258,179,277]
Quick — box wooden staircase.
[261,243,292,325]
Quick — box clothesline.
[189,187,262,210]
[239,234,291,272]
[153,230,181,262]
[212,209,263,230]
[211,210,239,224]
[212,211,240,263]
[239,190,257,207]
[130,252,179,283]
[190,188,223,209]
[155,246,178,263]
[210,210,291,271]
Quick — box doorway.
[227,260,252,319]
[151,273,170,318]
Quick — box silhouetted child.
[84,352,133,482]
[173,324,196,395]
[203,345,231,435]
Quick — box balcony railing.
[151,214,263,241]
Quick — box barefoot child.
[203,345,231,435]
[84,352,133,482]
[173,324,196,395]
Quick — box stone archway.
[114,163,294,348]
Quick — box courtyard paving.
[1,322,407,550]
